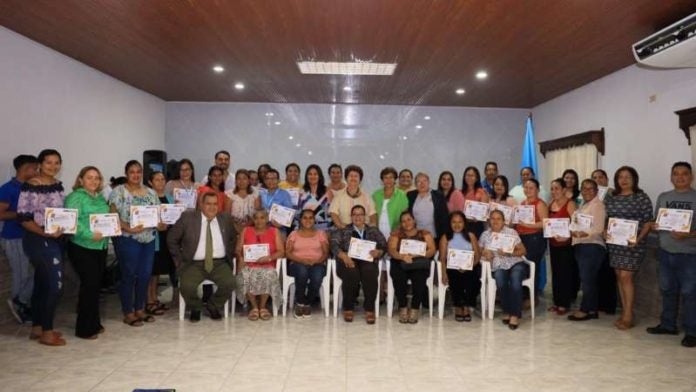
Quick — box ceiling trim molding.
[539,129,605,157]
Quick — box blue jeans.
[23,232,63,330]
[116,236,155,313]
[1,238,34,305]
[574,244,606,313]
[493,262,528,318]
[288,261,326,306]
[657,249,696,336]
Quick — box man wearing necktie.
[168,192,237,322]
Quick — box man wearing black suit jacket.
[168,192,237,322]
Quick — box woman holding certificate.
[197,166,227,212]
[479,210,528,329]
[279,162,302,208]
[515,179,548,299]
[490,175,516,225]
[237,209,284,321]
[604,166,653,330]
[17,149,67,345]
[165,158,200,207]
[65,166,111,339]
[439,211,480,322]
[462,167,490,238]
[437,171,465,213]
[226,169,260,233]
[387,211,437,323]
[547,178,577,315]
[146,172,176,316]
[109,160,162,327]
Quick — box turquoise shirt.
[64,188,110,250]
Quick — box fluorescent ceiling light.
[424,116,431,120]
[297,61,397,75]
[274,121,281,125]
[476,70,488,80]
[212,65,224,73]
[415,124,423,129]
[234,82,245,90]
[288,135,294,140]
[455,88,466,95]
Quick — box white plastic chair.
[331,257,382,318]
[484,257,535,320]
[436,260,487,319]
[385,257,435,318]
[281,258,331,317]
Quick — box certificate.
[606,218,638,246]
[348,237,377,262]
[489,202,514,224]
[656,208,693,233]
[286,188,301,207]
[570,213,594,232]
[89,213,121,237]
[543,218,570,238]
[512,205,535,224]
[44,208,78,234]
[160,204,186,225]
[173,188,197,209]
[487,232,517,254]
[129,205,160,228]
[464,200,490,221]
[399,239,427,257]
[243,244,270,262]
[269,203,296,227]
[597,186,609,201]
[447,249,474,270]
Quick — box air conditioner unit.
[632,12,696,68]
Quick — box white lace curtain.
[545,143,598,183]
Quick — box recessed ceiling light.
[424,116,431,120]
[297,61,397,75]
[274,121,281,125]
[307,151,313,156]
[288,135,294,140]
[401,136,408,140]
[455,88,466,95]
[379,154,385,160]
[343,86,352,92]
[234,82,245,90]
[476,70,488,80]
[265,112,274,117]
[415,124,423,129]
[296,143,301,147]
[212,65,224,73]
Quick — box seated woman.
[286,209,330,318]
[439,211,481,322]
[330,205,387,324]
[479,210,528,330]
[387,211,436,324]
[236,208,284,321]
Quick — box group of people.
[0,149,694,349]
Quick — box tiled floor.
[0,291,694,392]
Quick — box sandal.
[156,301,170,311]
[248,308,260,321]
[140,315,156,323]
[454,307,465,322]
[398,308,409,324]
[145,303,165,316]
[259,309,272,321]
[123,317,143,327]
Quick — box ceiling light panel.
[297,61,397,75]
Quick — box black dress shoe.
[207,306,222,320]
[682,335,696,348]
[567,312,598,321]
[646,325,679,335]
[189,310,201,323]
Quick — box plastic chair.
[331,257,382,318]
[281,258,331,317]
[437,260,487,319]
[484,257,535,320]
[179,278,230,321]
[385,257,435,318]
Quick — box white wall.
[533,64,696,201]
[165,102,530,192]
[0,26,165,184]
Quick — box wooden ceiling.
[1,1,694,107]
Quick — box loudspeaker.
[142,150,167,182]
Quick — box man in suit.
[168,191,237,322]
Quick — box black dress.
[152,195,175,275]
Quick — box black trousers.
[336,258,378,312]
[390,261,429,309]
[447,264,481,307]
[597,252,617,313]
[67,242,106,337]
[549,245,577,308]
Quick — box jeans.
[116,236,155,314]
[336,258,379,312]
[446,264,481,307]
[657,249,696,336]
[390,261,429,309]
[520,232,546,294]
[288,261,326,306]
[574,244,606,313]
[67,243,106,337]
[493,262,528,318]
[1,238,34,305]
[23,232,63,331]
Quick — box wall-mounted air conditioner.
[633,12,696,68]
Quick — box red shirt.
[242,226,278,269]
[548,200,571,247]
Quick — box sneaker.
[7,298,23,324]
[681,335,696,348]
[294,305,304,319]
[302,305,312,318]
[646,325,679,335]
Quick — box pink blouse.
[287,230,328,263]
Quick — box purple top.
[17,182,65,227]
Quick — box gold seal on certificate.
[656,208,693,233]
[488,232,516,254]
[269,203,296,227]
[606,218,638,246]
[348,237,377,262]
[243,244,270,262]
[44,208,78,234]
[159,204,186,225]
[89,213,121,237]
[399,239,427,257]
[447,249,474,270]
[543,218,570,238]
[129,205,160,228]
[489,202,513,224]
[570,213,593,232]
[512,205,535,224]
[173,188,197,209]
[464,200,490,221]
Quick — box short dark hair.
[285,162,300,174]
[380,167,398,180]
[399,169,413,177]
[350,204,365,215]
[328,163,342,174]
[201,191,219,203]
[551,177,566,190]
[672,161,692,173]
[124,160,142,174]
[344,165,363,181]
[13,155,38,170]
[520,166,535,176]
[214,150,230,159]
[266,168,280,179]
[591,169,608,179]
[581,179,598,190]
[524,178,540,189]
[38,149,62,164]
[485,161,498,170]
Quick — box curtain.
[545,143,598,183]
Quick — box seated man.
[168,192,237,322]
